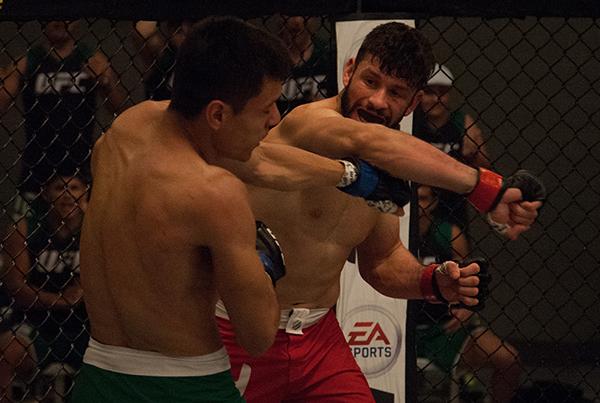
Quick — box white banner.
[335,18,415,403]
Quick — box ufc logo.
[34,71,91,95]
[36,250,80,274]
[347,321,390,346]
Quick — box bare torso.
[252,97,379,309]
[81,101,224,356]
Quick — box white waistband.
[83,338,230,377]
[215,300,329,331]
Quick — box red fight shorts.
[217,308,375,403]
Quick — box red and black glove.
[419,257,491,310]
[419,263,448,305]
[467,168,546,213]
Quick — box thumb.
[504,224,529,240]
[501,187,523,204]
[442,261,461,280]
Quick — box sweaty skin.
[80,100,282,357]
[81,76,352,357]
[252,98,479,310]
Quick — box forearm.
[359,126,479,194]
[133,21,165,63]
[289,113,479,194]
[0,74,20,115]
[359,245,425,299]
[0,91,13,114]
[217,142,344,191]
[362,260,424,299]
[13,285,69,310]
[102,79,129,113]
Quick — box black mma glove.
[457,257,492,312]
[336,157,411,214]
[501,170,547,205]
[467,168,546,213]
[256,221,286,285]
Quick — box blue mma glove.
[256,221,286,285]
[336,158,411,214]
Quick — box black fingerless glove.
[501,170,547,205]
[457,257,492,311]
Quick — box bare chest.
[250,186,377,255]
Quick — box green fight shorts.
[416,323,475,374]
[70,363,244,403]
[70,338,244,403]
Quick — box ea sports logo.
[341,305,402,377]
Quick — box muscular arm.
[0,57,26,115]
[88,52,129,113]
[276,102,479,194]
[357,214,478,305]
[463,113,491,169]
[450,224,470,260]
[2,220,76,310]
[132,21,167,69]
[355,214,423,299]
[215,141,344,191]
[197,173,279,356]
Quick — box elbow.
[236,307,279,356]
[238,328,276,357]
[247,160,269,187]
[349,128,372,153]
[360,268,396,298]
[247,159,295,191]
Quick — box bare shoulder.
[283,97,341,123]
[176,166,253,243]
[110,101,167,132]
[273,97,343,143]
[173,165,250,220]
[197,167,249,205]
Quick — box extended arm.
[215,141,345,191]
[277,103,544,238]
[277,104,479,194]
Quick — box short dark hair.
[355,22,434,90]
[46,164,90,186]
[170,16,292,118]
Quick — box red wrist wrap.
[420,264,442,304]
[467,168,503,213]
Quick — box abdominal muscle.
[249,185,378,311]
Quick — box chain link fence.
[0,4,597,402]
[413,16,600,403]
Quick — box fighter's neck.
[46,40,76,60]
[171,112,218,164]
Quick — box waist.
[215,300,329,331]
[83,338,230,377]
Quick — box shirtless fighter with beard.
[217,21,544,403]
